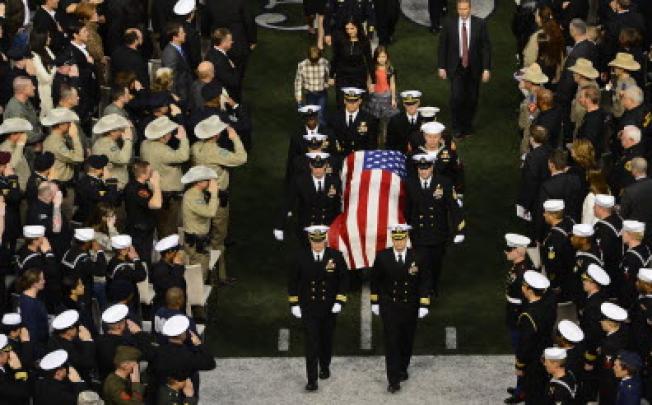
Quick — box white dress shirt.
[458,17,471,58]
[313,250,323,261]
[346,111,358,126]
[22,0,31,26]
[393,249,406,263]
[420,176,432,189]
[71,41,90,58]
[312,176,324,192]
[407,113,418,125]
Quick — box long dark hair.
[536,6,564,67]
[342,18,368,44]
[30,30,54,70]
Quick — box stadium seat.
[184,264,211,307]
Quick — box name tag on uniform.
[325,258,335,272]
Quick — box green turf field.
[206,0,530,357]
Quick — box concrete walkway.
[199,355,513,404]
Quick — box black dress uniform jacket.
[598,327,630,404]
[150,260,186,310]
[593,214,623,290]
[535,172,583,241]
[579,289,607,365]
[619,244,651,310]
[106,257,147,308]
[330,109,378,155]
[73,174,120,224]
[505,258,534,329]
[16,246,62,312]
[405,174,464,246]
[517,144,552,213]
[386,111,423,153]
[278,173,342,234]
[547,371,578,405]
[620,177,652,244]
[571,247,604,304]
[47,335,96,381]
[60,244,107,304]
[33,377,87,405]
[610,143,646,198]
[0,174,22,246]
[0,365,30,405]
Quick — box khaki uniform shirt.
[0,140,30,190]
[191,137,247,189]
[92,136,133,188]
[140,138,189,192]
[43,132,84,182]
[102,372,146,405]
[182,187,218,235]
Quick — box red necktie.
[462,21,469,68]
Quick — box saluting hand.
[438,69,447,80]
[482,70,491,83]
[182,378,195,397]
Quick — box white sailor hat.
[388,223,412,240]
[544,347,567,361]
[23,225,45,238]
[181,165,218,184]
[505,233,531,248]
[341,87,365,101]
[194,115,228,140]
[302,133,328,142]
[306,152,330,168]
[0,334,8,351]
[101,303,129,324]
[585,264,610,286]
[543,199,564,212]
[557,320,584,343]
[298,105,321,115]
[594,194,615,208]
[41,108,79,126]
[51,309,79,331]
[601,302,628,322]
[304,225,330,234]
[162,314,190,337]
[1,313,21,327]
[144,116,179,140]
[0,117,33,135]
[400,90,422,103]
[622,220,645,234]
[155,234,180,252]
[40,349,68,370]
[92,114,130,134]
[417,106,440,118]
[111,234,132,250]
[638,268,652,283]
[173,0,195,15]
[523,270,550,290]
[74,228,95,242]
[421,121,445,134]
[572,224,594,237]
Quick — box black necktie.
[410,117,415,125]
[398,254,404,265]
[315,253,321,262]
[423,181,428,190]
[317,181,323,193]
[348,114,354,127]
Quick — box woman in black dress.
[329,19,373,106]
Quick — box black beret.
[86,154,109,169]
[34,152,55,172]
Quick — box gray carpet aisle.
[199,355,513,404]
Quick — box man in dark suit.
[555,19,598,141]
[173,2,202,74]
[610,125,646,198]
[274,153,342,245]
[205,28,242,102]
[110,29,150,89]
[374,0,400,45]
[534,149,583,241]
[152,0,177,48]
[32,0,67,53]
[288,225,349,392]
[437,0,491,138]
[67,21,99,135]
[386,91,423,153]
[161,22,193,107]
[517,125,552,225]
[202,0,257,81]
[620,158,652,245]
[576,85,607,157]
[428,0,447,32]
[329,89,378,155]
[370,224,431,393]
[532,89,562,148]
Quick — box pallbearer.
[371,223,431,393]
[288,225,349,392]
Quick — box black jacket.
[202,0,257,63]
[329,109,378,155]
[161,43,193,105]
[556,39,598,103]
[532,106,562,148]
[205,47,241,102]
[73,174,120,224]
[437,15,492,78]
[278,173,342,230]
[386,111,423,153]
[371,248,431,308]
[535,171,583,240]
[576,108,606,157]
[620,177,652,243]
[110,45,150,88]
[518,144,552,212]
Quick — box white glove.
[287,211,292,217]
[371,304,380,316]
[453,234,465,244]
[273,229,284,241]
[331,303,342,313]
[418,307,429,318]
[291,305,302,319]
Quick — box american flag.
[328,150,407,269]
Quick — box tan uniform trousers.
[210,204,229,281]
[156,197,181,238]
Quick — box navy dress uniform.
[150,234,187,311]
[615,351,643,405]
[106,235,147,314]
[570,224,604,305]
[60,228,107,307]
[276,153,342,245]
[34,349,88,405]
[619,220,651,310]
[329,88,378,155]
[540,200,575,302]
[555,319,586,379]
[72,155,121,224]
[288,134,342,182]
[385,91,424,153]
[371,224,431,393]
[1,313,35,373]
[592,195,622,295]
[543,347,578,404]
[0,334,31,405]
[288,225,349,391]
[503,233,534,349]
[0,152,22,252]
[596,303,630,404]
[405,154,464,295]
[47,310,97,383]
[629,269,652,402]
[286,105,337,180]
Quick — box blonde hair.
[152,67,174,92]
[571,138,597,170]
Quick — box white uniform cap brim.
[400,90,422,99]
[543,199,564,211]
[0,334,7,350]
[51,309,79,330]
[304,225,330,234]
[1,313,21,326]
[388,224,412,232]
[111,235,133,249]
[601,302,628,321]
[305,152,330,160]
[505,233,531,248]
[302,134,328,141]
[411,153,435,163]
[623,220,645,233]
[162,315,191,336]
[155,234,180,252]
[180,166,218,184]
[586,264,610,286]
[144,117,179,140]
[417,107,440,117]
[421,121,445,134]
[594,194,615,208]
[23,225,45,238]
[638,268,652,283]
[194,115,228,139]
[101,304,129,324]
[572,224,594,237]
[40,349,68,370]
[173,0,195,15]
[298,105,321,114]
[341,87,365,95]
[544,347,567,360]
[523,270,550,289]
[74,228,95,242]
[558,320,584,342]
